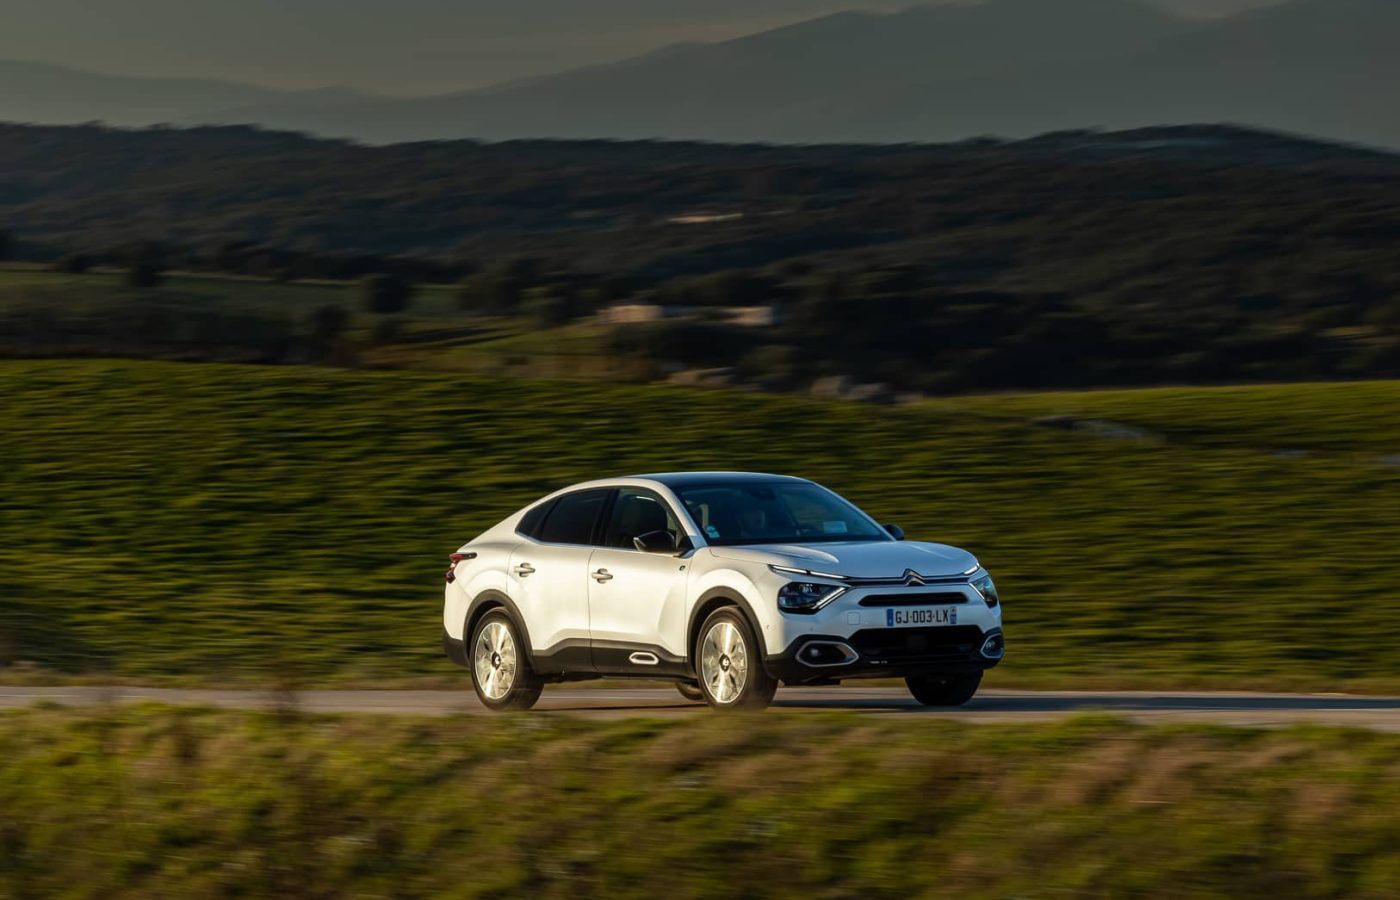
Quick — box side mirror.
[884,524,906,540]
[633,530,678,553]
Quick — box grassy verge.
[2,360,1398,690]
[1,706,1398,898]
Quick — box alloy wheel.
[473,620,518,700]
[700,620,749,704]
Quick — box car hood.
[707,541,977,579]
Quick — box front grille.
[859,591,969,607]
[847,574,971,587]
[848,626,984,664]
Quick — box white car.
[443,473,1004,710]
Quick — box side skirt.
[531,639,691,679]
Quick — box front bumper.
[759,577,1005,684]
[766,625,1003,684]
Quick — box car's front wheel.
[906,671,982,707]
[470,610,543,712]
[695,608,777,711]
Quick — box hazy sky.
[2,0,1285,95]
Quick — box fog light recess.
[799,641,859,668]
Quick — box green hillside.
[2,360,1397,689]
[3,708,1399,898]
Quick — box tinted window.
[601,488,681,550]
[516,501,553,538]
[537,490,608,545]
[675,481,887,546]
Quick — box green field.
[0,266,554,373]
[2,707,1398,898]
[0,266,462,315]
[2,359,1398,689]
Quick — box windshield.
[674,481,889,546]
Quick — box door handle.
[592,568,614,583]
[514,563,535,578]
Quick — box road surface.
[3,686,1400,730]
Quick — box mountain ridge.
[2,0,1396,148]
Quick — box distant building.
[667,212,745,225]
[599,304,780,328]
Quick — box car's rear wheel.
[906,671,982,707]
[470,610,543,712]
[695,608,777,711]
[675,681,705,702]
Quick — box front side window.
[675,481,888,546]
[601,488,681,550]
[536,489,608,545]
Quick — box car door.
[508,488,608,673]
[587,486,692,675]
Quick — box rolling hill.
[3,0,1394,148]
[174,0,1400,148]
[187,0,1194,142]
[0,60,374,128]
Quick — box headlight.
[777,581,846,613]
[970,572,1000,608]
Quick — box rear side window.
[537,490,608,545]
[516,501,554,539]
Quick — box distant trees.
[0,228,12,261]
[360,274,413,315]
[8,125,1400,388]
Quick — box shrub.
[520,288,573,328]
[52,254,95,274]
[126,261,165,289]
[360,274,413,315]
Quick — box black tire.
[675,681,705,702]
[694,607,777,711]
[469,610,543,712]
[906,671,982,707]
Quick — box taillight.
[445,551,476,583]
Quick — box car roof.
[629,472,811,490]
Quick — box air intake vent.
[858,591,968,607]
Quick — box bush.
[126,261,165,289]
[456,268,523,316]
[739,344,800,389]
[371,317,403,344]
[360,274,413,315]
[52,254,95,275]
[520,288,573,328]
[309,305,348,342]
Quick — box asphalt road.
[4,685,1400,730]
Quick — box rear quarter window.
[536,489,609,545]
[516,500,554,539]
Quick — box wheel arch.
[465,589,537,665]
[686,587,767,673]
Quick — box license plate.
[887,607,958,627]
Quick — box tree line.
[1,122,1398,391]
